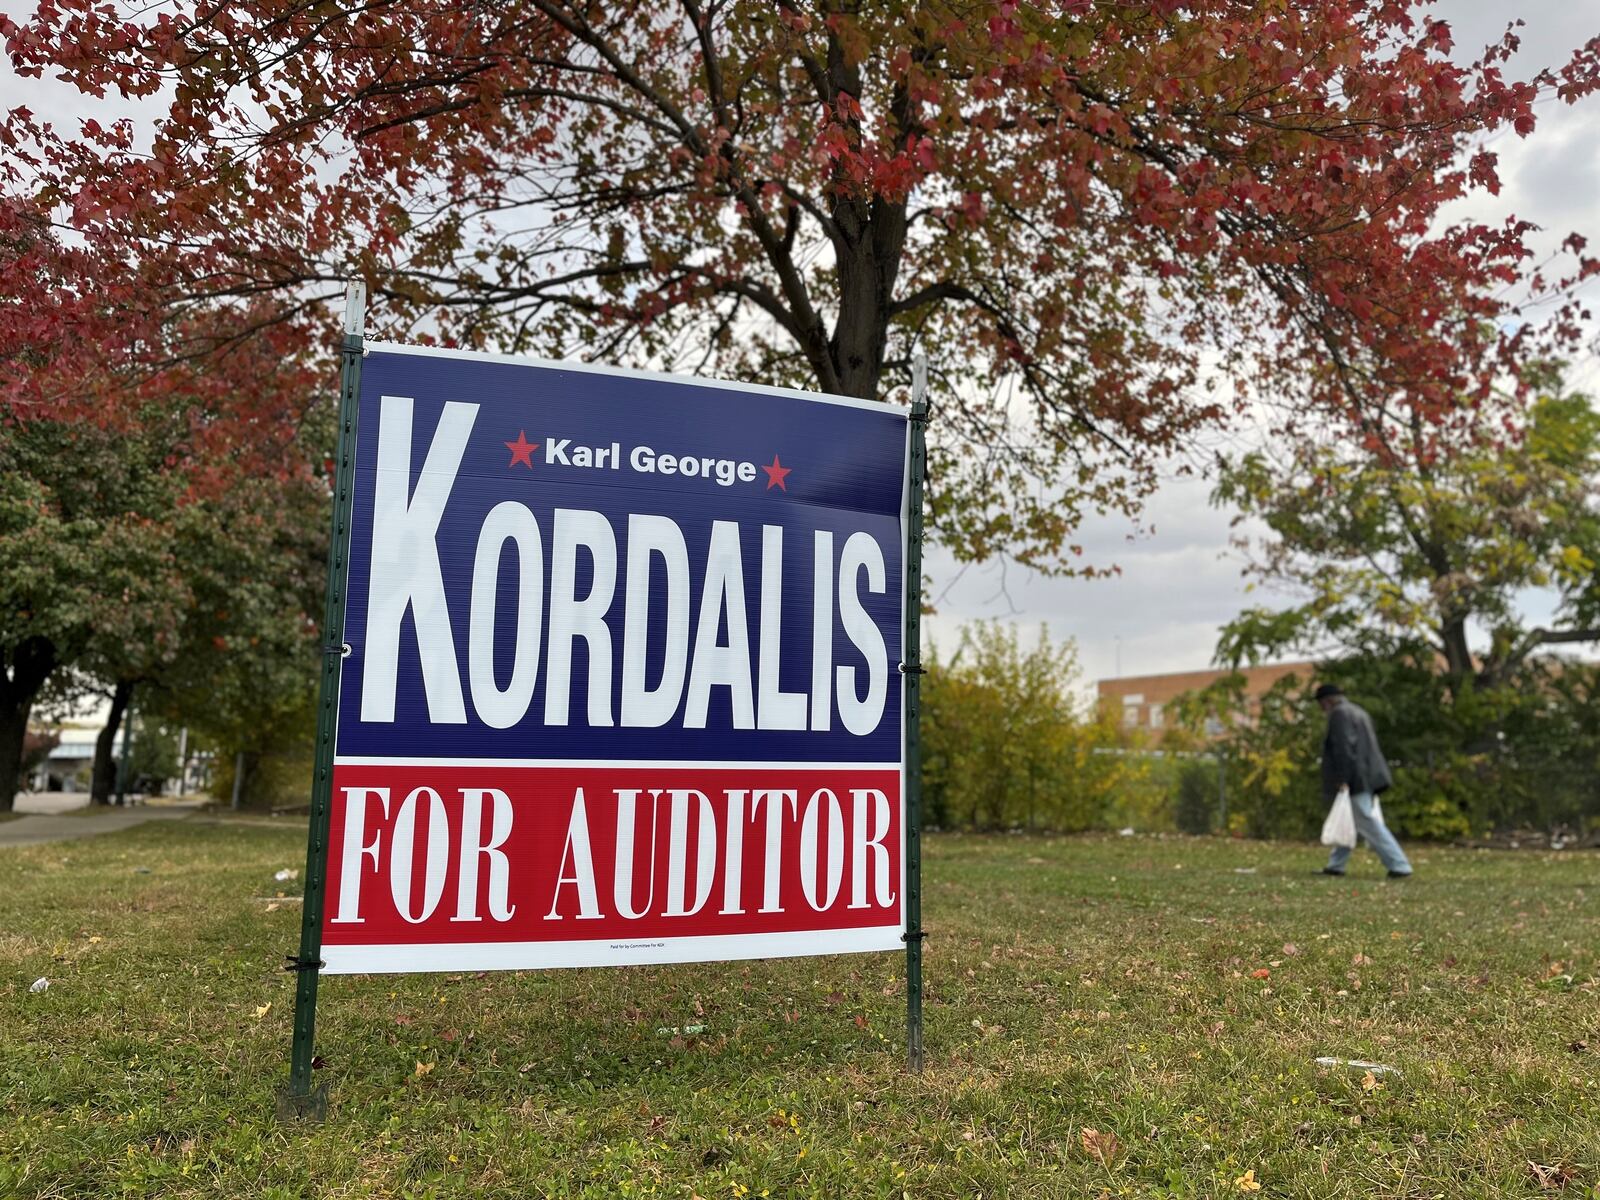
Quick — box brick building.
[1097,660,1317,740]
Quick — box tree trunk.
[822,30,907,402]
[830,197,906,400]
[1437,616,1474,696]
[90,679,134,806]
[0,636,58,813]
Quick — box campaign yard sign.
[319,344,910,974]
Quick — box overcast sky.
[4,1,1596,694]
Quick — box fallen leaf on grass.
[1361,1070,1381,1092]
[88,935,102,944]
[1527,1161,1571,1189]
[254,1003,272,1019]
[1351,953,1374,966]
[1079,1126,1121,1166]
[394,1013,413,1026]
[1282,943,1300,956]
[414,1060,434,1078]
[1234,1169,1262,1192]
[264,903,280,913]
[1250,968,1271,980]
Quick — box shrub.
[921,622,1137,832]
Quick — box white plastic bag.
[1321,787,1357,848]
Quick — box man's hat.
[1313,683,1344,701]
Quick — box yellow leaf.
[254,1003,272,1019]
[265,902,280,913]
[88,935,103,944]
[1362,1070,1380,1092]
[1235,1169,1262,1192]
[414,1060,435,1078]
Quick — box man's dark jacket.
[1321,699,1394,801]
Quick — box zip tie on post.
[898,662,927,675]
[283,955,326,973]
[900,930,928,943]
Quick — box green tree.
[0,391,329,811]
[0,415,192,809]
[1199,375,1600,834]
[1213,377,1600,695]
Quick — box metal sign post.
[904,354,929,1073]
[279,280,365,1122]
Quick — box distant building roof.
[1098,661,1318,741]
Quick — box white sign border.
[322,925,904,975]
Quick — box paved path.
[1,795,207,847]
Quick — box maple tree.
[3,1,1596,571]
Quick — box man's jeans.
[1326,791,1412,875]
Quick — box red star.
[761,453,792,491]
[505,430,539,468]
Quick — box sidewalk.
[1,793,207,847]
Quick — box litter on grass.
[656,1024,709,1037]
[273,869,299,882]
[30,978,49,993]
[1315,1057,1401,1076]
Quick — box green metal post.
[904,354,929,1073]
[280,281,365,1122]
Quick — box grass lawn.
[3,821,1598,1198]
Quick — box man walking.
[1315,684,1412,879]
